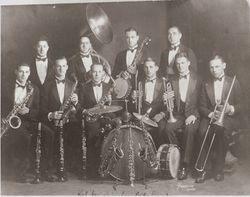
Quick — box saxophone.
[98,128,124,177]
[1,81,34,138]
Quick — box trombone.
[195,76,236,172]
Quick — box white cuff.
[228,105,235,116]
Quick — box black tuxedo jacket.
[199,75,242,122]
[79,81,111,110]
[29,57,54,89]
[40,77,79,123]
[68,53,100,84]
[159,44,197,77]
[171,73,201,118]
[112,49,147,81]
[140,77,165,119]
[1,81,40,122]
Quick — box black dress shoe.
[178,167,188,180]
[214,172,224,181]
[57,173,68,182]
[30,174,43,184]
[195,171,207,183]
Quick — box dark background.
[1,0,250,122]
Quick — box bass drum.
[113,77,132,99]
[157,144,180,179]
[101,125,156,181]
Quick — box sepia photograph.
[1,0,250,195]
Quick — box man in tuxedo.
[195,55,242,183]
[162,52,201,180]
[40,56,80,182]
[68,36,111,84]
[132,57,165,148]
[29,35,54,89]
[159,26,197,79]
[112,27,147,85]
[1,63,39,183]
[79,63,114,179]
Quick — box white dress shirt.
[179,73,190,102]
[56,79,65,104]
[214,76,225,104]
[36,58,48,85]
[145,79,156,104]
[168,46,179,66]
[93,83,103,103]
[81,55,92,73]
[126,48,137,67]
[14,81,27,104]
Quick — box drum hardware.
[81,118,87,180]
[128,123,136,186]
[156,144,181,179]
[133,108,158,128]
[162,77,177,123]
[195,76,236,172]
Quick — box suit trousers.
[163,115,199,166]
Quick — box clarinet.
[32,122,42,184]
[81,118,87,179]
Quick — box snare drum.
[100,124,156,181]
[157,144,180,179]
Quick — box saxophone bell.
[8,115,22,129]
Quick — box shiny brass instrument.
[162,77,177,123]
[98,128,124,177]
[133,71,143,115]
[1,81,34,138]
[195,76,236,172]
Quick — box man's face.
[79,37,92,54]
[209,59,226,79]
[91,64,104,84]
[168,27,182,46]
[176,57,190,75]
[15,65,30,84]
[144,61,158,79]
[126,30,139,49]
[54,59,68,78]
[36,40,49,57]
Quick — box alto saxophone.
[1,81,34,138]
[162,77,177,123]
[98,128,124,177]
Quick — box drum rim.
[113,77,132,99]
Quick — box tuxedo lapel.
[77,54,87,76]
[63,79,72,103]
[205,80,216,106]
[51,80,61,105]
[87,83,97,105]
[172,79,180,111]
[221,76,230,103]
[185,74,196,104]
[153,78,162,101]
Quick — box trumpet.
[162,77,177,123]
[195,76,236,172]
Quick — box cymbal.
[133,113,158,128]
[87,105,123,115]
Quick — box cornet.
[162,77,177,123]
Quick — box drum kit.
[83,4,181,186]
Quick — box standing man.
[112,27,147,84]
[195,55,242,183]
[1,63,39,183]
[68,36,111,84]
[40,56,80,182]
[162,52,201,180]
[159,26,197,79]
[29,35,54,89]
[79,63,114,179]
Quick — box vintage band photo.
[1,0,250,195]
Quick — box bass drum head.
[157,144,180,179]
[113,77,132,99]
[101,125,156,181]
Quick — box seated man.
[1,63,39,183]
[195,54,242,183]
[79,63,115,179]
[40,56,80,182]
[162,52,201,180]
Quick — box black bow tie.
[56,79,65,84]
[128,48,137,53]
[36,57,47,62]
[16,82,26,89]
[214,77,223,82]
[80,54,90,58]
[179,75,188,79]
[170,45,179,50]
[146,78,156,83]
[93,83,102,87]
